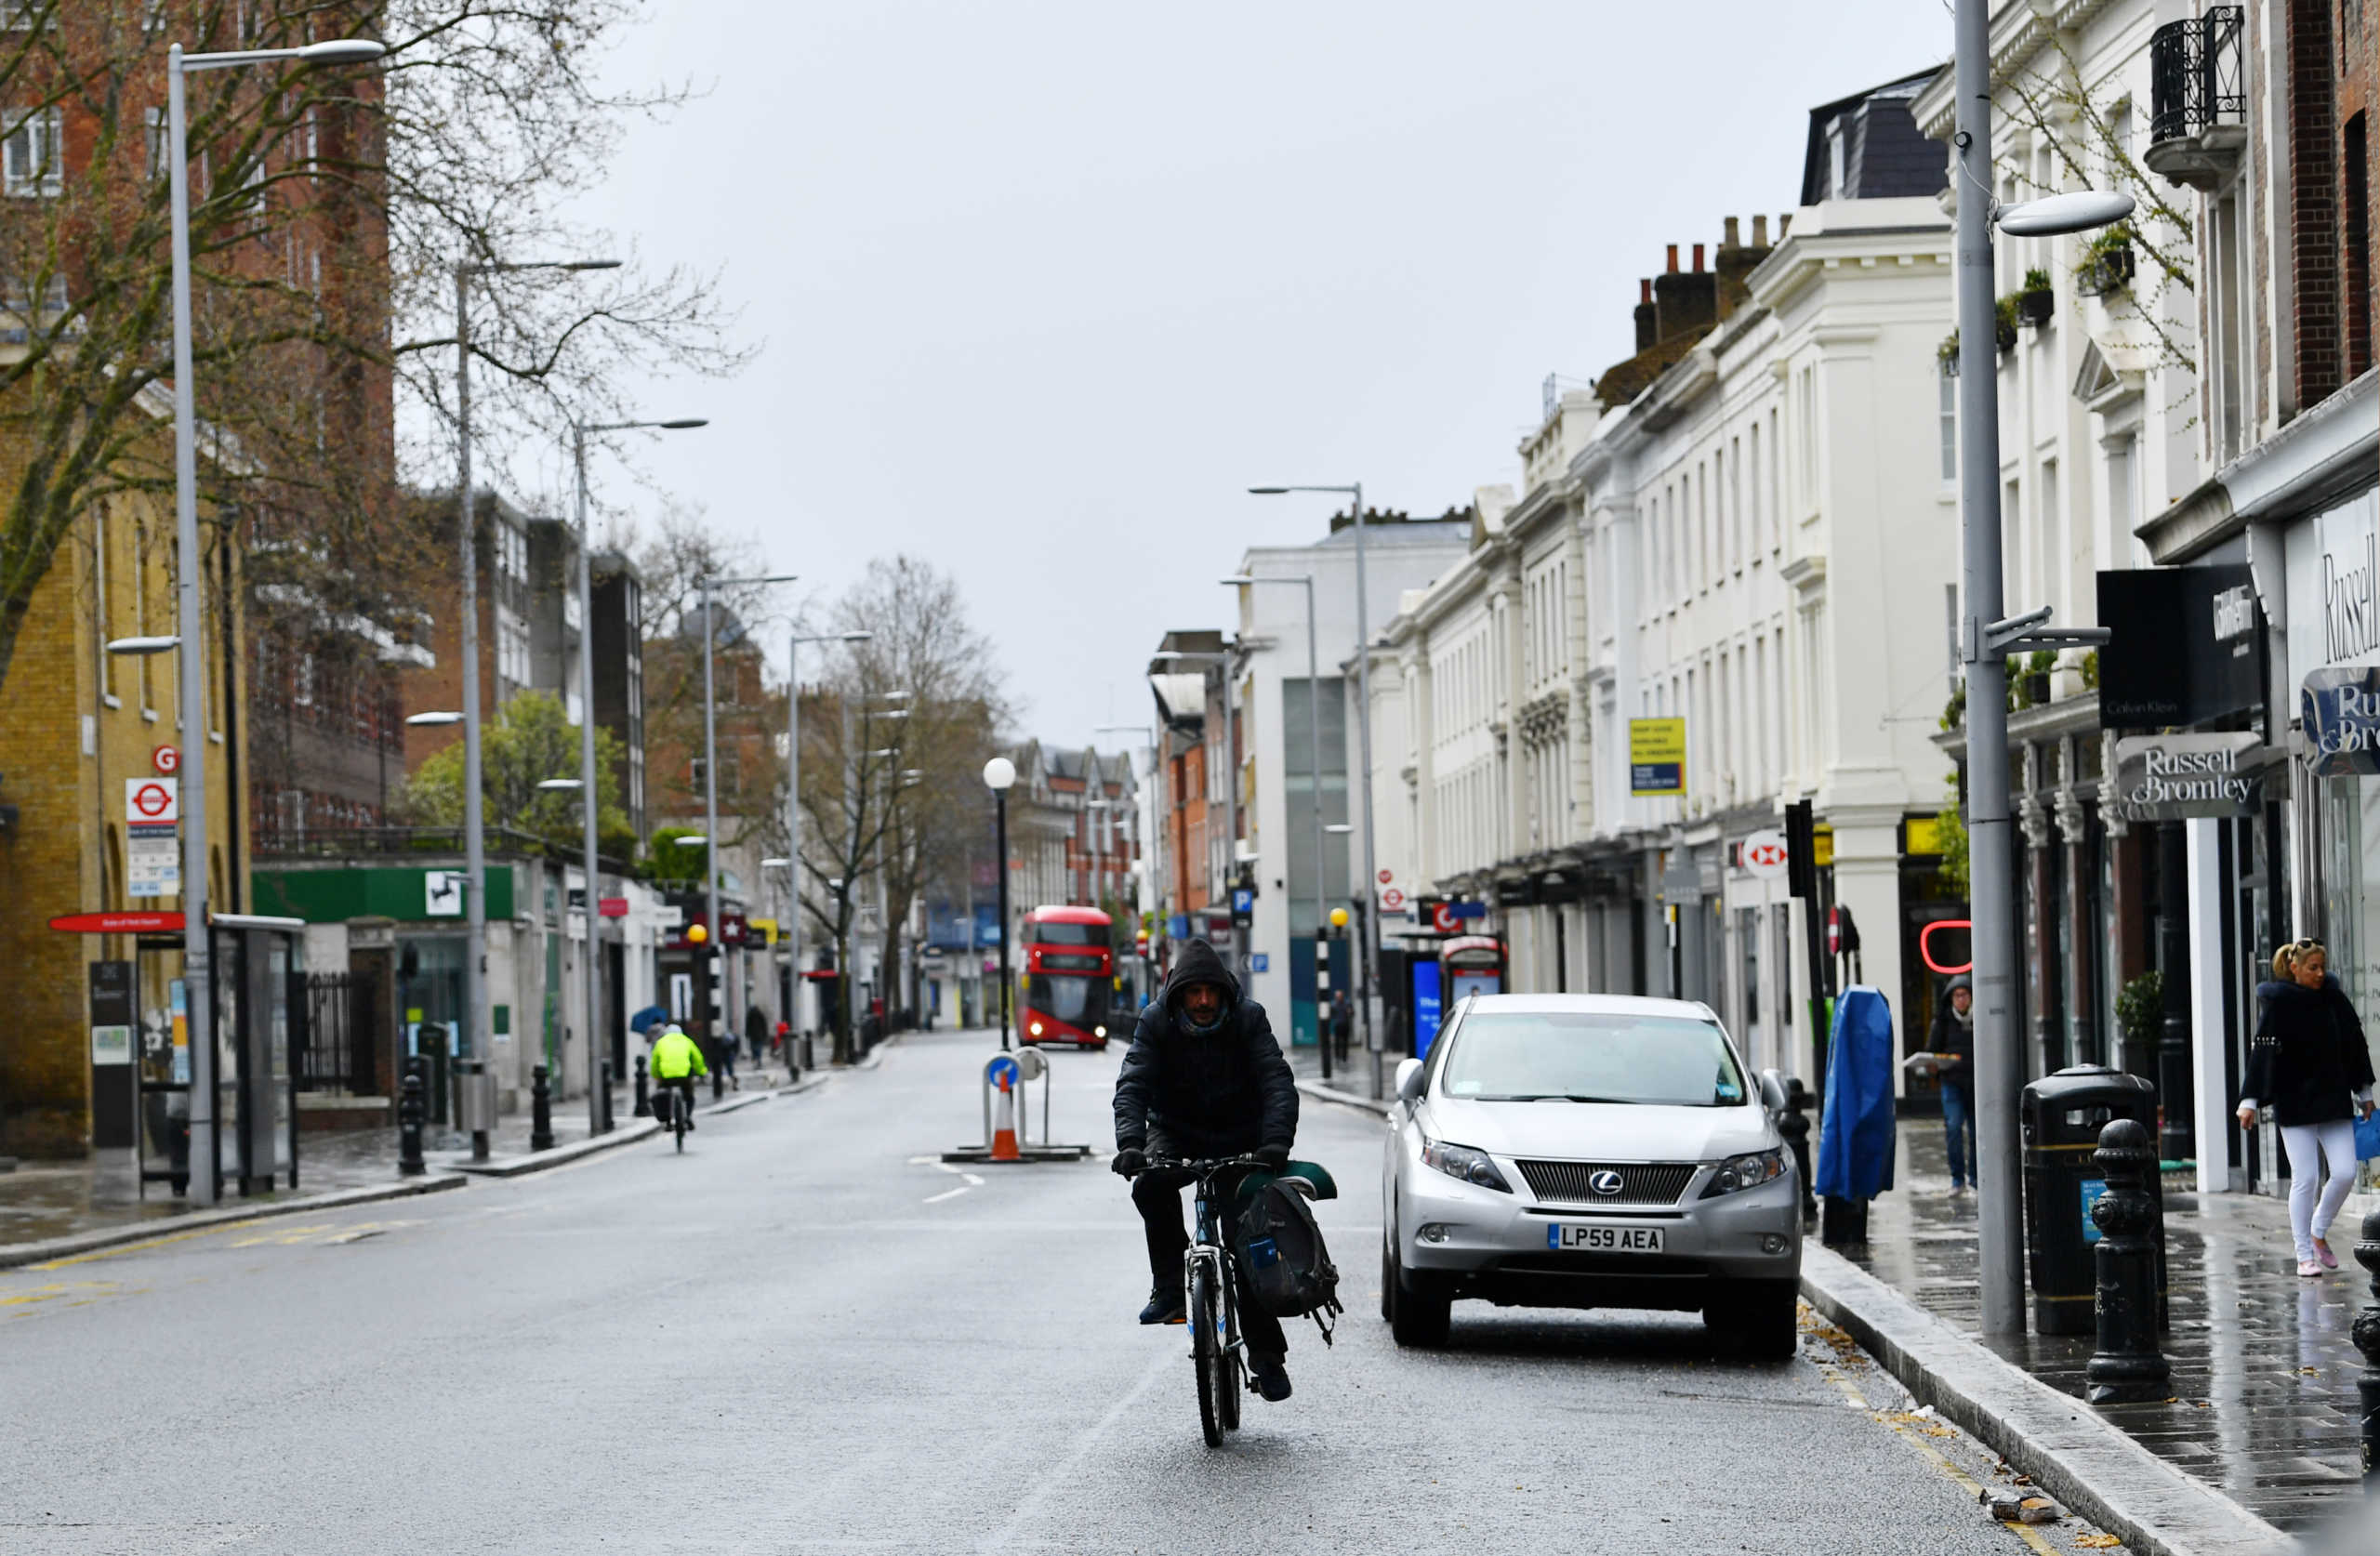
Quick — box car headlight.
[1701,1149,1788,1197]
[1420,1137,1512,1193]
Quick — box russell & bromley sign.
[2109,732,2262,820]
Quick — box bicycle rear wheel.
[1189,1268,1223,1448]
[673,1094,687,1153]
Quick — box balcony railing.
[2149,6,2244,145]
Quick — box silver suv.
[1379,993,1803,1355]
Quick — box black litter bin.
[2020,1064,2163,1335]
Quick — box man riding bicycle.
[1111,939,1300,1402]
[650,1022,708,1131]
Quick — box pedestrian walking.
[1927,974,1977,1193]
[712,1024,739,1089]
[745,1002,768,1066]
[2238,938,2376,1277]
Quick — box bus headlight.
[1094,1025,1107,1038]
[1029,1021,1044,1036]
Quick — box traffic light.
[1784,799,1816,901]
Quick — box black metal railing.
[298,970,380,1094]
[253,823,558,860]
[2149,6,2244,144]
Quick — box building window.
[2346,112,2372,381]
[1938,362,1957,484]
[3,105,64,196]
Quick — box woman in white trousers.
[2238,939,2375,1277]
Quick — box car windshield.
[1439,1009,1748,1107]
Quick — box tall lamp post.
[571,416,705,1133]
[165,33,384,1203]
[1222,572,1326,1065]
[984,757,1017,1049]
[783,630,873,1069]
[695,571,797,1049]
[1250,482,1382,1095]
[1949,0,2130,1332]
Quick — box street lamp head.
[1219,575,1256,587]
[1996,189,2135,236]
[297,39,386,66]
[840,632,872,643]
[105,635,180,655]
[562,259,623,271]
[761,856,791,868]
[983,757,1017,791]
[657,418,708,430]
[1329,907,1350,929]
[1325,823,1354,835]
[404,710,464,727]
[536,778,582,792]
[673,833,707,847]
[1247,487,1290,495]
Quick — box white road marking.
[974,1345,1174,1553]
[922,1186,971,1205]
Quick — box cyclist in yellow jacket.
[650,1023,708,1131]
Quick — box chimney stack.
[1665,244,1680,274]
[1724,216,1741,249]
[1779,212,1792,237]
[1634,278,1658,351]
[1752,214,1768,247]
[1692,243,1706,272]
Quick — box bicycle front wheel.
[1189,1268,1223,1448]
[1217,1262,1242,1432]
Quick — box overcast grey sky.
[566,1,1952,751]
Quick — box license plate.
[1547,1223,1664,1253]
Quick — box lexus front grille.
[1515,1159,1698,1207]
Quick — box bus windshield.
[1026,973,1102,1024]
[1027,921,1105,947]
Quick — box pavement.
[0,1025,2162,1554]
[1847,1117,2378,1540]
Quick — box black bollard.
[2084,1117,2171,1405]
[1780,1078,1817,1225]
[397,1057,427,1177]
[633,1055,652,1117]
[2352,1207,2378,1493]
[529,1063,554,1152]
[598,1061,614,1135]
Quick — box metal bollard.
[1780,1078,1816,1224]
[2352,1207,2378,1493]
[529,1064,554,1152]
[2084,1117,2170,1405]
[633,1054,652,1117]
[397,1057,427,1177]
[598,1060,614,1135]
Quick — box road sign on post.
[125,777,178,823]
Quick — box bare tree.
[0,0,750,702]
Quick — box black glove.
[1111,1146,1148,1178]
[1253,1145,1291,1171]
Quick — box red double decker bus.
[1019,905,1115,1048]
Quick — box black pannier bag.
[1234,1178,1343,1339]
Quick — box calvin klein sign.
[2097,564,2262,731]
[2323,532,2380,664]
[2109,732,2262,820]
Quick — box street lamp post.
[787,630,873,1071]
[1222,573,1326,1071]
[165,34,384,1204]
[984,757,1017,1050]
[1250,482,1382,1094]
[572,417,705,1135]
[696,571,796,1054]
[1950,0,2130,1333]
[451,255,616,1155]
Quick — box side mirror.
[1395,1057,1425,1103]
[1758,1068,1789,1117]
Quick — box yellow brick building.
[0,463,246,1158]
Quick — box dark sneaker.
[1138,1289,1186,1325]
[1251,1360,1291,1402]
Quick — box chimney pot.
[1639,277,1653,304]
[1665,244,1679,274]
[1692,243,1706,272]
[1778,213,1792,237]
[1752,214,1769,247]
[1724,217,1741,248]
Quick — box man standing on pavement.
[745,1002,769,1067]
[1928,976,1976,1193]
[1109,938,1302,1402]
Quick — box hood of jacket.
[1163,938,1241,1017]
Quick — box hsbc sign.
[1737,829,1789,880]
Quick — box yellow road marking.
[1804,1308,2068,1556]
[27,1222,244,1271]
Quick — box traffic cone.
[989,1072,1021,1163]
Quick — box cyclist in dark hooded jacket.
[1112,938,1300,1400]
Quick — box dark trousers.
[1941,1075,1977,1188]
[1130,1172,1289,1362]
[657,1077,697,1127]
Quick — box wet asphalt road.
[2,1026,2129,1554]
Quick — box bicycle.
[655,1081,691,1152]
[1127,1154,1272,1447]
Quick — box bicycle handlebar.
[1122,1153,1272,1179]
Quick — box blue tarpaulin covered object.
[1815,985,1897,1200]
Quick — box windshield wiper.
[1468,1093,1642,1103]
